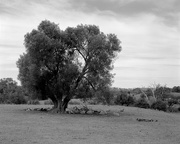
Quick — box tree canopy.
[17,20,121,112]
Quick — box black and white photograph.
[0,0,180,143]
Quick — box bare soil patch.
[0,104,180,144]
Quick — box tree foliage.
[17,20,121,112]
[114,91,135,106]
[151,100,167,111]
[172,86,180,93]
[0,78,27,104]
[140,84,171,102]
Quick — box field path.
[0,105,180,144]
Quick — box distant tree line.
[0,78,27,104]
[0,77,180,112]
[172,86,180,93]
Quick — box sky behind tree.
[0,0,180,88]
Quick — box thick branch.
[83,76,96,91]
[74,48,87,62]
[74,62,89,88]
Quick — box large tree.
[17,20,121,112]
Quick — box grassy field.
[0,104,180,144]
[170,92,180,98]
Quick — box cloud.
[68,0,180,27]
[1,0,179,28]
[0,44,22,49]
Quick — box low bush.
[126,96,135,106]
[167,99,179,107]
[0,94,7,104]
[44,99,53,105]
[0,78,28,104]
[27,99,40,105]
[114,93,126,105]
[151,100,167,111]
[85,98,97,105]
[69,99,82,105]
[9,94,27,104]
[114,93,135,106]
[134,98,150,109]
[84,97,106,105]
[168,106,179,112]
[0,93,27,104]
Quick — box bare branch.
[139,88,149,101]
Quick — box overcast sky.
[0,0,180,88]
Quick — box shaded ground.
[0,104,180,144]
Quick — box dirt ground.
[0,104,180,144]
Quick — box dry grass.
[171,92,180,98]
[0,104,180,144]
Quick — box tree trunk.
[48,89,72,113]
[49,96,69,113]
[62,96,71,111]
[57,99,63,112]
[52,98,58,108]
[49,94,58,109]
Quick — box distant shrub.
[27,99,40,105]
[9,94,27,104]
[140,93,147,99]
[168,106,179,112]
[92,90,113,105]
[151,100,167,111]
[0,92,27,104]
[69,99,82,105]
[114,93,135,106]
[85,98,97,105]
[134,98,150,109]
[0,78,27,104]
[0,94,7,104]
[172,86,180,93]
[117,93,127,105]
[44,99,53,105]
[167,99,179,107]
[126,96,136,106]
[148,96,156,106]
[102,88,114,105]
